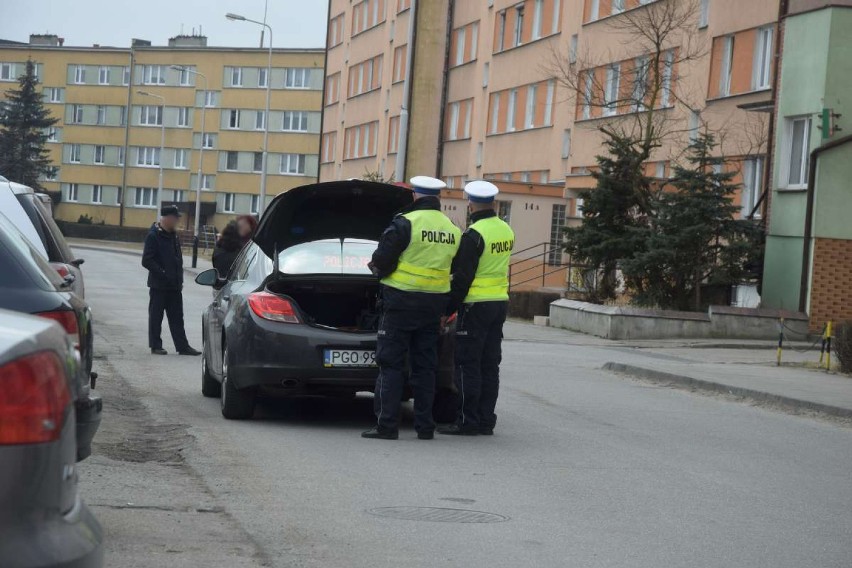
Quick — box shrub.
[834,321,852,374]
[77,214,93,225]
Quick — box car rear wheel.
[220,344,255,420]
[201,338,221,398]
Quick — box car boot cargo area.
[266,278,380,331]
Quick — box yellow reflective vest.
[464,216,515,303]
[380,209,461,293]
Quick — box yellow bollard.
[825,320,833,371]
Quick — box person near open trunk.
[439,180,514,436]
[142,205,200,356]
[362,176,461,441]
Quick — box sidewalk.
[69,238,212,276]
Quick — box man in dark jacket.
[142,205,200,356]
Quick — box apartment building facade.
[321,0,780,281]
[0,34,324,230]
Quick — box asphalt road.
[78,248,852,568]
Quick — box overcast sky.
[0,0,329,49]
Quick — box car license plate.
[323,349,377,368]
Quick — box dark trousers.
[148,288,190,351]
[374,297,446,434]
[454,301,508,430]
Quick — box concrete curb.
[602,361,852,420]
[71,243,208,277]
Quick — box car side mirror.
[195,268,222,287]
[70,258,85,267]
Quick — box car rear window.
[277,239,375,275]
[16,194,75,262]
[0,213,64,291]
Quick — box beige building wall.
[0,36,324,230]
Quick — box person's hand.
[439,316,449,329]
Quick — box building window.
[225,151,239,171]
[326,73,341,104]
[257,67,268,88]
[688,110,700,142]
[204,91,216,107]
[92,185,103,204]
[393,45,408,82]
[71,104,84,124]
[718,35,734,97]
[784,116,811,189]
[94,145,105,164]
[201,174,213,190]
[95,105,106,125]
[699,0,710,28]
[223,193,235,213]
[174,149,187,169]
[123,66,130,85]
[506,89,518,132]
[253,152,263,172]
[656,161,668,178]
[562,129,571,159]
[118,146,125,165]
[569,34,578,64]
[177,107,190,127]
[661,50,674,107]
[143,65,166,85]
[73,65,86,84]
[230,67,243,87]
[589,0,600,21]
[513,5,525,47]
[604,64,621,116]
[532,0,545,40]
[69,144,82,163]
[525,84,538,128]
[497,200,512,223]
[752,26,773,90]
[228,109,241,129]
[632,55,649,111]
[135,187,156,207]
[742,157,764,218]
[548,204,566,265]
[172,190,185,202]
[202,133,215,148]
[67,183,79,202]
[285,68,310,89]
[47,127,59,142]
[347,55,383,97]
[98,66,110,85]
[490,92,500,134]
[282,111,308,132]
[140,105,163,126]
[49,88,62,103]
[137,147,160,167]
[322,132,337,162]
[255,110,266,130]
[251,194,260,214]
[280,153,306,175]
[179,67,191,86]
[582,71,593,119]
[612,0,625,14]
[497,10,507,52]
[0,63,12,81]
[455,26,466,66]
[387,118,399,154]
[119,106,127,126]
[328,13,345,48]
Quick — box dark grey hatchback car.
[196,180,456,420]
[0,309,104,568]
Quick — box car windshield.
[277,239,375,275]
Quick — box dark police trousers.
[374,290,447,434]
[454,301,508,430]
[148,288,190,351]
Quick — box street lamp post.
[171,65,207,268]
[227,11,272,217]
[136,90,166,217]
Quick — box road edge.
[71,243,207,277]
[602,361,852,420]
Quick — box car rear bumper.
[0,496,103,568]
[75,390,102,462]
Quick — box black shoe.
[178,347,201,356]
[438,424,479,436]
[479,428,494,436]
[417,431,435,440]
[151,348,167,355]
[361,427,399,440]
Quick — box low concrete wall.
[508,290,563,319]
[549,299,810,340]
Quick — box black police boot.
[438,424,479,436]
[417,430,435,440]
[361,427,399,440]
[479,427,494,436]
[151,347,167,355]
[178,346,202,356]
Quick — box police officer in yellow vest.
[362,176,461,440]
[439,180,515,436]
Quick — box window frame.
[98,66,110,85]
[92,185,103,204]
[93,145,105,165]
[782,116,812,190]
[223,193,236,213]
[752,26,773,91]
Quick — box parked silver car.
[0,309,103,568]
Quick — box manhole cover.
[367,506,509,524]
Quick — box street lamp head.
[225,12,246,21]
[136,90,150,96]
[170,65,186,71]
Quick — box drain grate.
[367,506,509,524]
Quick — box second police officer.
[362,176,461,440]
[440,180,515,436]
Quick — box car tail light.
[0,351,71,445]
[50,262,73,280]
[36,310,81,351]
[248,292,300,324]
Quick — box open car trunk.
[266,276,380,332]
